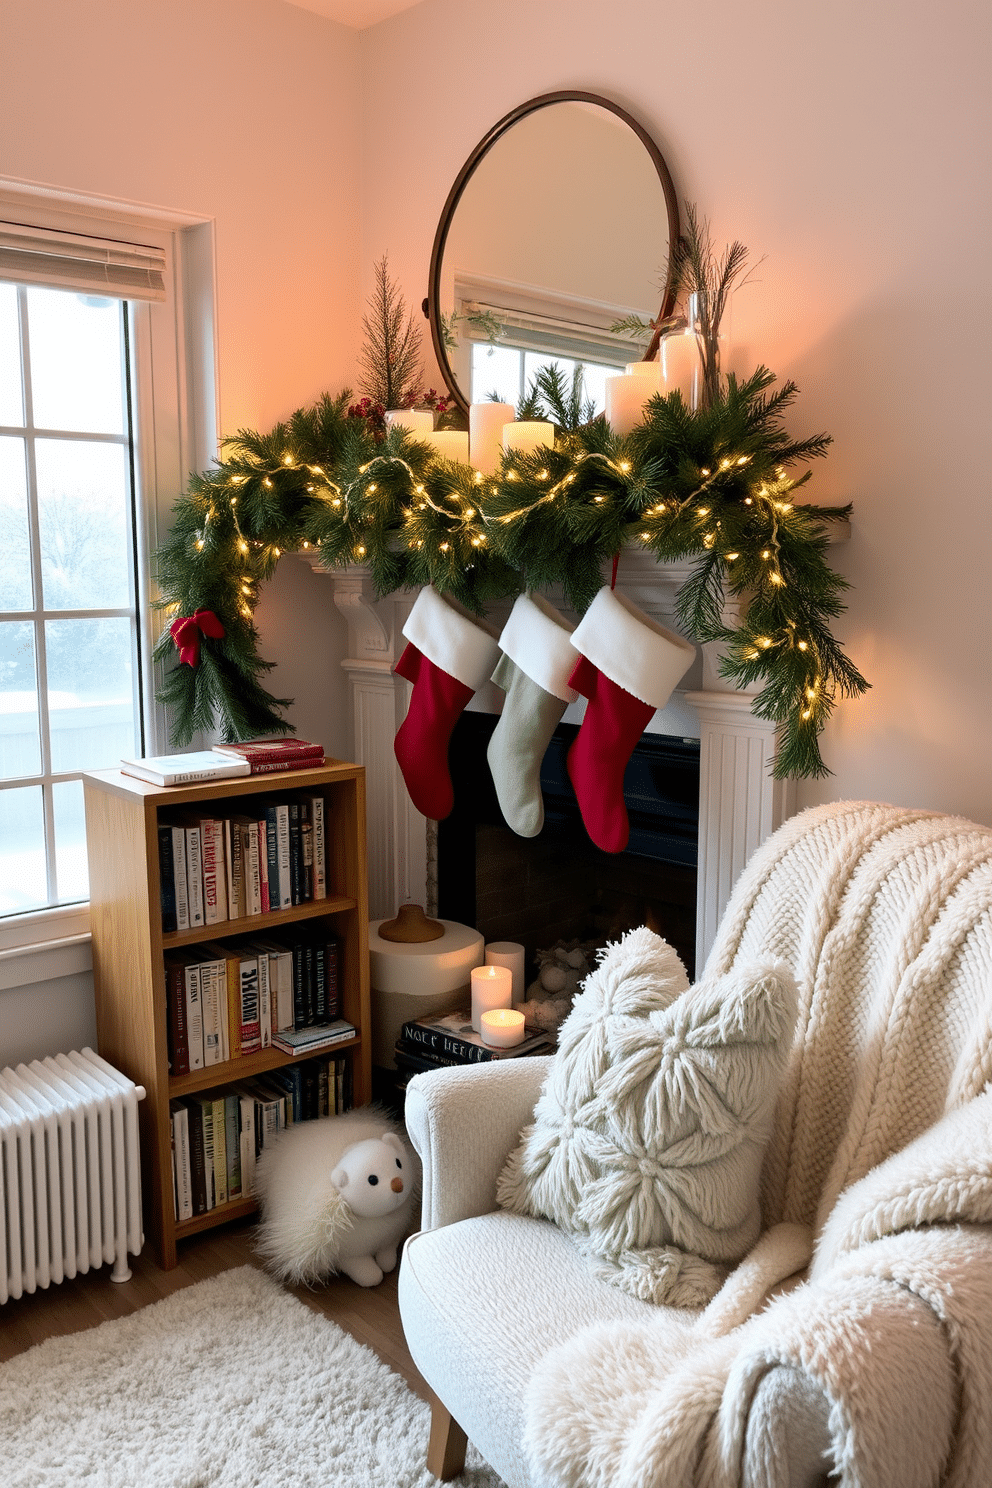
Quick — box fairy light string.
[152,383,866,775]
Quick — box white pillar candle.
[605,372,657,435]
[502,421,555,458]
[423,429,470,464]
[660,331,701,409]
[485,941,526,1007]
[471,963,513,1033]
[470,402,515,476]
[624,361,662,385]
[480,1007,526,1049]
[385,408,434,435]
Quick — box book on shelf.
[307,794,327,899]
[211,738,325,771]
[198,817,227,925]
[251,938,295,1034]
[120,751,251,786]
[164,811,220,930]
[158,824,178,933]
[185,1097,209,1216]
[164,954,190,1075]
[271,1019,356,1055]
[170,1100,193,1223]
[259,799,292,910]
[228,815,263,917]
[223,816,245,921]
[397,1009,554,1065]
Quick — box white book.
[253,939,293,1032]
[237,1091,256,1196]
[273,803,292,910]
[198,958,226,1067]
[120,751,250,787]
[307,795,327,900]
[184,962,204,1071]
[184,825,204,929]
[170,1101,193,1223]
[243,821,262,916]
[253,945,272,1048]
[171,825,189,932]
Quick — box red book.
[211,739,325,766]
[236,758,325,776]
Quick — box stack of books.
[393,1008,553,1086]
[164,934,351,1076]
[156,789,328,932]
[211,738,325,775]
[169,1054,353,1222]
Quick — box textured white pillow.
[497,927,798,1306]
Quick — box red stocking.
[565,587,696,854]
[393,586,500,821]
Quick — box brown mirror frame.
[425,90,681,418]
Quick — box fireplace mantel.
[300,551,799,969]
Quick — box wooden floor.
[0,1213,428,1399]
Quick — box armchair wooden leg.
[427,1393,468,1481]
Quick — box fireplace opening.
[437,712,700,979]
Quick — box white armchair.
[398,802,992,1487]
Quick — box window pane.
[471,343,522,406]
[0,620,41,779]
[26,288,125,436]
[36,439,131,609]
[0,283,23,427]
[53,778,88,904]
[0,784,46,915]
[0,435,32,610]
[579,360,623,418]
[46,617,136,773]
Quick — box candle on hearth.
[485,941,526,1007]
[384,408,434,436]
[471,963,513,1033]
[604,370,656,435]
[480,1007,526,1049]
[660,328,701,409]
[502,421,555,458]
[470,402,515,476]
[423,429,470,463]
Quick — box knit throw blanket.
[522,803,992,1488]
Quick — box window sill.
[0,905,92,990]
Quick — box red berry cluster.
[347,396,386,427]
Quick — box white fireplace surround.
[301,548,803,970]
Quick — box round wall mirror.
[427,91,680,418]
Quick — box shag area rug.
[0,1265,504,1488]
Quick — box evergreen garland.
[153,367,867,778]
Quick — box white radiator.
[0,1048,145,1302]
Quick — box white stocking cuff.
[402,585,501,691]
[498,592,580,704]
[570,586,696,711]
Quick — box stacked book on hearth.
[393,1007,553,1088]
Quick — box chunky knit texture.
[497,927,799,1305]
[519,802,992,1488]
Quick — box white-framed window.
[469,342,625,416]
[450,273,639,416]
[0,186,217,949]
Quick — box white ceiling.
[282,0,424,29]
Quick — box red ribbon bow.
[170,609,225,667]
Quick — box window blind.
[0,220,166,301]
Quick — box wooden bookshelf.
[82,759,371,1269]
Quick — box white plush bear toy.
[254,1108,419,1288]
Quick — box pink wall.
[2,0,364,758]
[360,0,992,824]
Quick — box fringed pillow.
[497,926,798,1307]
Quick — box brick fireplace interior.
[437,712,701,980]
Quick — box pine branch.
[358,256,424,409]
